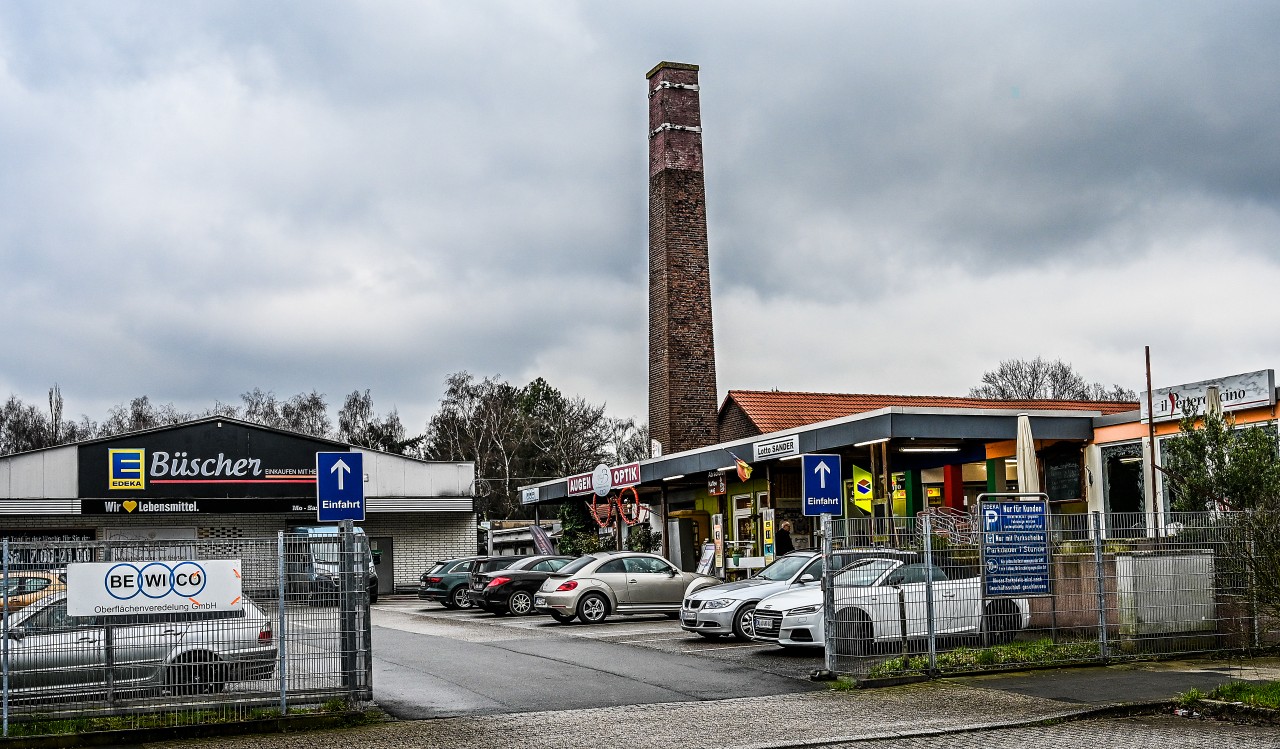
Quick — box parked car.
[751,557,1031,652]
[421,555,536,611]
[680,552,824,641]
[534,551,718,624]
[680,548,919,641]
[2,592,276,699]
[467,555,575,615]
[418,556,484,608]
[285,525,380,604]
[0,570,66,614]
[458,555,532,610]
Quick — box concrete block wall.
[0,511,477,593]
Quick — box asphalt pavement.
[140,656,1280,749]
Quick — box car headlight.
[787,604,820,615]
[701,598,734,610]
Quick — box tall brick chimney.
[647,61,718,455]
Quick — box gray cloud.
[2,1,1278,433]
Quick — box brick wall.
[647,61,719,455]
[717,400,762,443]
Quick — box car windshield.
[833,559,898,587]
[553,556,597,576]
[753,555,812,581]
[311,541,342,564]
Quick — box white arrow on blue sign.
[316,451,365,522]
[801,453,843,517]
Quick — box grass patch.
[1205,681,1280,710]
[866,638,1102,679]
[3,699,381,738]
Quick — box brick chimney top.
[646,61,700,79]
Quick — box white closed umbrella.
[1016,413,1039,494]
[1205,385,1223,419]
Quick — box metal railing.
[823,510,1274,680]
[1,526,372,736]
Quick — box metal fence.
[822,509,1275,680]
[0,526,372,736]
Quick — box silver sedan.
[3,592,276,699]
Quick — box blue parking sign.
[801,454,843,517]
[980,499,1050,597]
[316,452,365,522]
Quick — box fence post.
[821,514,835,675]
[923,515,937,674]
[3,538,9,738]
[360,533,373,700]
[339,520,357,703]
[277,531,288,715]
[1091,512,1109,661]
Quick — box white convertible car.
[751,558,1030,653]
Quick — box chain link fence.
[823,509,1274,680]
[1,527,372,737]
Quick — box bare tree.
[99,396,194,436]
[338,389,415,453]
[240,388,332,437]
[970,357,1136,401]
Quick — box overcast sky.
[3,1,1278,433]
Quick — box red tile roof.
[722,390,1137,435]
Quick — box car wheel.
[550,611,576,624]
[832,610,872,657]
[983,602,1019,645]
[731,603,757,641]
[508,591,535,616]
[167,656,225,696]
[450,586,472,609]
[577,593,610,624]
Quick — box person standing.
[776,520,795,556]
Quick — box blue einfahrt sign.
[801,454,843,517]
[980,499,1050,597]
[316,452,365,522]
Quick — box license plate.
[535,596,547,607]
[755,617,776,632]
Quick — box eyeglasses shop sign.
[66,559,244,617]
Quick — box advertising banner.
[67,558,244,617]
[79,421,343,501]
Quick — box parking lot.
[369,595,826,718]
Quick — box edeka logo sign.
[109,448,146,490]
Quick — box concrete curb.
[732,700,1176,749]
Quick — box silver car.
[533,551,718,624]
[2,592,276,699]
[680,552,825,641]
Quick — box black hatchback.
[467,555,574,615]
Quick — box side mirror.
[665,568,677,577]
[798,574,816,584]
[372,550,383,566]
[7,625,26,641]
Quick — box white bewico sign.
[66,559,244,617]
[1140,369,1276,423]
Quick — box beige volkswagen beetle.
[533,551,718,624]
